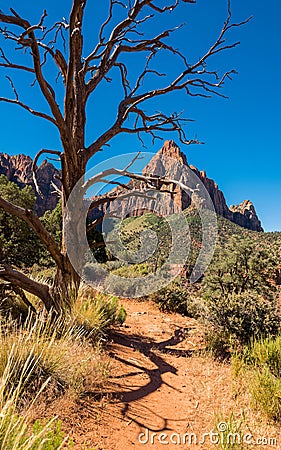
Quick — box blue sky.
[0,1,280,231]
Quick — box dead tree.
[0,1,250,313]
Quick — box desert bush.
[203,235,280,358]
[150,277,202,318]
[204,328,238,361]
[203,235,277,299]
[204,292,280,359]
[249,367,281,421]
[73,289,127,336]
[233,336,281,421]
[111,262,152,278]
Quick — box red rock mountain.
[92,140,263,232]
[145,140,262,231]
[0,153,61,216]
[0,144,263,232]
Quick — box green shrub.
[232,335,281,421]
[204,292,280,358]
[249,367,281,421]
[203,235,277,299]
[0,175,41,268]
[150,277,202,318]
[112,262,152,278]
[205,328,239,360]
[73,289,127,335]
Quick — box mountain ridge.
[0,143,263,232]
[93,140,263,232]
[0,153,61,216]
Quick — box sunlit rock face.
[91,140,263,232]
[0,144,263,231]
[0,153,61,216]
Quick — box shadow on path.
[80,326,194,431]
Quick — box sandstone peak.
[229,200,262,231]
[0,152,61,216]
[157,140,188,166]
[230,199,255,213]
[141,141,263,232]
[0,146,264,232]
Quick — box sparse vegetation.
[150,277,202,318]
[0,285,122,448]
[202,235,280,358]
[0,337,71,449]
[0,311,98,399]
[72,288,127,336]
[233,336,281,422]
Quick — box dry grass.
[0,290,113,449]
[0,342,70,449]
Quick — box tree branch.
[0,96,57,125]
[32,149,62,198]
[83,2,250,159]
[0,9,68,141]
[0,197,63,269]
[0,47,35,72]
[0,263,52,309]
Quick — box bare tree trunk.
[50,258,81,313]
[50,156,86,313]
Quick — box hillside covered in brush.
[107,207,281,281]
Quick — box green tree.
[204,235,277,299]
[0,175,40,268]
[203,236,280,356]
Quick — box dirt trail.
[69,298,243,450]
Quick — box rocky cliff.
[0,145,263,231]
[93,140,263,232]
[230,200,263,232]
[154,141,263,231]
[0,153,61,216]
[146,141,263,231]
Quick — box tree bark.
[0,264,53,311]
